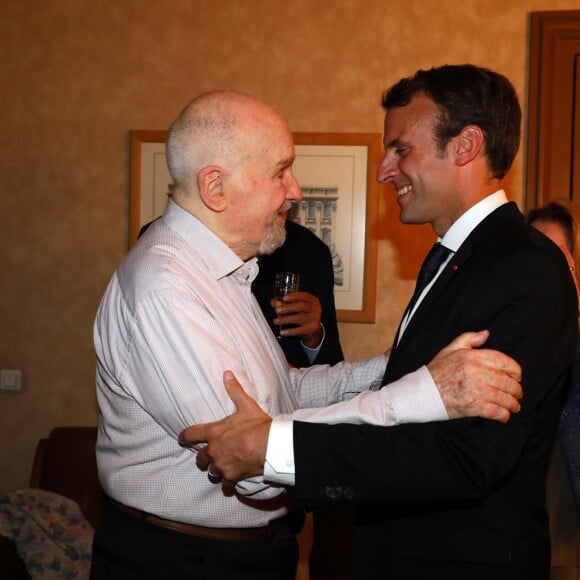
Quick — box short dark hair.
[526,202,576,255]
[382,64,521,179]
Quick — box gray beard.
[258,221,287,255]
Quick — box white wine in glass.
[274,271,300,338]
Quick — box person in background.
[527,201,580,319]
[253,219,351,579]
[253,218,344,369]
[181,65,578,579]
[527,201,580,580]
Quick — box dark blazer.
[290,203,578,579]
[253,219,344,368]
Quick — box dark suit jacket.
[253,220,344,368]
[290,203,578,579]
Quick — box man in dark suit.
[253,219,344,368]
[181,65,576,579]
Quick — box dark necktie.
[405,242,452,315]
[382,242,452,386]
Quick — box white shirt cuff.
[300,324,325,364]
[264,419,296,485]
[263,365,448,487]
[388,365,448,423]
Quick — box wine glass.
[274,271,300,338]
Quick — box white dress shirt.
[265,190,509,485]
[397,190,509,340]
[95,200,450,527]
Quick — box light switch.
[0,369,22,392]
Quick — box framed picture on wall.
[129,130,380,323]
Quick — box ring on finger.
[208,463,222,480]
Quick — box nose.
[376,151,398,184]
[287,174,303,202]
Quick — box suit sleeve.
[311,241,344,365]
[289,242,577,507]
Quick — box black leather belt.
[109,497,304,542]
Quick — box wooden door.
[526,11,580,209]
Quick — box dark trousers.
[90,500,299,580]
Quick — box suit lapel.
[392,246,468,357]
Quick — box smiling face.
[377,93,468,237]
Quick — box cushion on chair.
[0,488,92,579]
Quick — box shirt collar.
[440,190,508,252]
[163,200,259,283]
[233,258,260,286]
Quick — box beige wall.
[1,0,578,490]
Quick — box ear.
[198,166,226,212]
[453,125,484,167]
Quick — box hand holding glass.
[274,272,300,338]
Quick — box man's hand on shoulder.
[428,330,523,423]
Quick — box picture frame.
[129,130,380,323]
